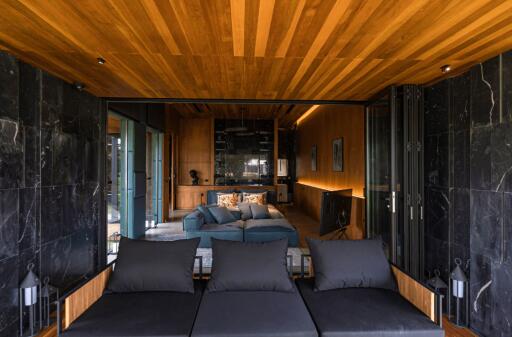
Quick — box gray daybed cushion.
[296,278,444,337]
[191,286,318,337]
[207,238,293,292]
[107,237,200,293]
[64,281,204,337]
[306,238,396,291]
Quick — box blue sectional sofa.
[183,189,299,248]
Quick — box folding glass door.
[366,86,423,277]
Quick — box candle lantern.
[19,263,41,336]
[448,258,469,327]
[41,277,59,328]
[428,269,448,292]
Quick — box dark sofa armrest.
[391,264,443,327]
[183,210,205,231]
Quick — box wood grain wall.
[294,182,365,239]
[296,104,365,197]
[177,117,214,186]
[294,104,365,238]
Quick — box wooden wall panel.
[296,104,365,197]
[64,266,112,330]
[294,182,365,240]
[178,117,213,185]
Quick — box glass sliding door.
[366,90,396,261]
[145,127,164,229]
[106,114,125,261]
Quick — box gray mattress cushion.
[64,281,204,337]
[296,278,444,337]
[191,287,318,337]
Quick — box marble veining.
[474,280,492,313]
[425,49,512,336]
[0,51,105,336]
[479,63,495,126]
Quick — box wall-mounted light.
[440,64,451,73]
[97,57,106,65]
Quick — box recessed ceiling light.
[73,82,86,91]
[97,57,106,65]
[440,64,451,73]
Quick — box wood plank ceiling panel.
[167,103,313,127]
[0,0,511,100]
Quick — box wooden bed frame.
[300,254,443,326]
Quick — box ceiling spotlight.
[73,82,86,91]
[440,64,451,73]
[97,57,106,65]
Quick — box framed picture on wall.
[311,145,317,171]
[332,138,344,172]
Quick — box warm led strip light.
[296,105,320,125]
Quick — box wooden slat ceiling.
[167,103,313,127]
[1,0,512,100]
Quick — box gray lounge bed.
[296,278,444,337]
[63,281,204,337]
[191,286,318,337]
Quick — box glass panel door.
[366,92,395,260]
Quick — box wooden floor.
[278,205,322,247]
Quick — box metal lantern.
[428,269,448,292]
[41,277,59,328]
[448,258,469,327]
[19,263,41,336]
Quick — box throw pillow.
[107,237,200,293]
[209,206,237,224]
[217,192,240,208]
[250,203,271,219]
[207,238,293,292]
[197,205,216,224]
[237,202,253,220]
[306,238,397,291]
[242,192,267,204]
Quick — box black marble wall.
[0,51,105,336]
[424,50,512,336]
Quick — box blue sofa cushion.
[249,203,271,219]
[209,206,237,224]
[197,205,216,224]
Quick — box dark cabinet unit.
[214,119,274,186]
